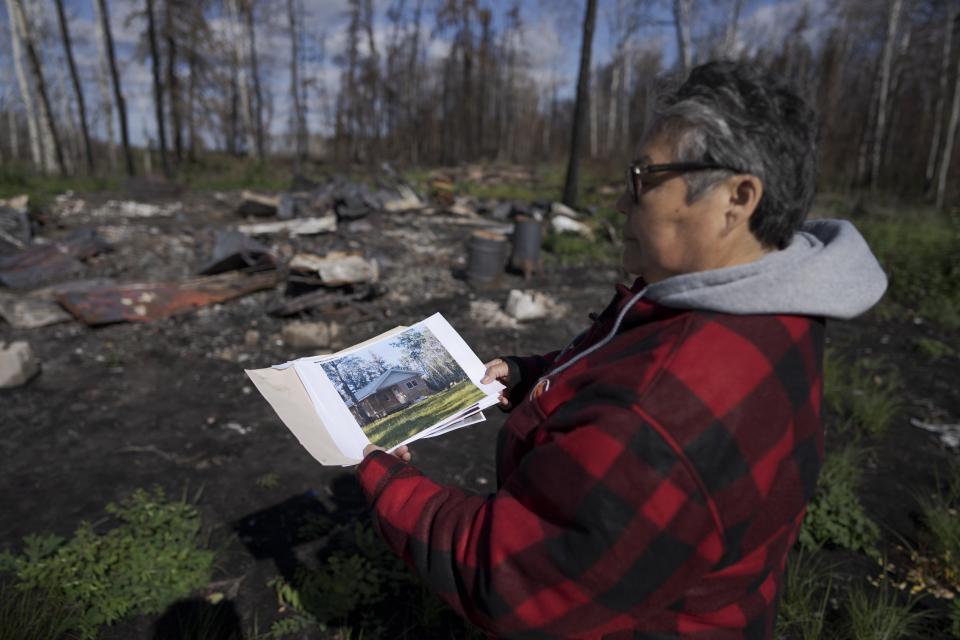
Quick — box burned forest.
[1,0,960,638]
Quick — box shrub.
[0,488,214,639]
[269,520,412,635]
[799,445,880,555]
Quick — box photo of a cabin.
[346,368,431,421]
[321,325,488,450]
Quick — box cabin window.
[406,380,418,389]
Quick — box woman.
[358,61,887,638]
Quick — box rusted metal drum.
[510,215,542,278]
[466,230,508,286]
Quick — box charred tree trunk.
[926,5,957,192]
[55,0,94,173]
[723,0,743,56]
[244,0,265,161]
[145,0,170,176]
[97,0,135,176]
[13,0,66,176]
[673,0,692,75]
[165,1,183,162]
[936,34,960,210]
[5,0,42,169]
[869,0,903,190]
[287,0,306,172]
[227,0,255,157]
[93,0,118,169]
[562,0,598,208]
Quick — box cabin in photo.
[352,368,430,420]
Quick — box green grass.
[799,444,880,555]
[362,380,488,451]
[0,162,122,212]
[855,211,960,331]
[0,582,79,640]
[776,551,836,640]
[824,350,900,438]
[0,487,215,639]
[914,337,956,361]
[917,466,960,589]
[255,472,281,490]
[845,582,929,640]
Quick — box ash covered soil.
[1,185,958,635]
[0,186,624,634]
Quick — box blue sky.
[0,0,824,148]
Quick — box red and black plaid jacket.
[358,279,825,639]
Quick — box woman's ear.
[725,175,763,231]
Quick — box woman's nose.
[615,190,631,215]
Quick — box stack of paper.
[247,313,504,466]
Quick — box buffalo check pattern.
[358,280,825,639]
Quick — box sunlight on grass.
[363,380,487,450]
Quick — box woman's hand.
[363,443,412,462]
[481,358,512,407]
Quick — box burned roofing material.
[0,229,110,290]
[57,271,279,326]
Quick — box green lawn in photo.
[363,380,488,450]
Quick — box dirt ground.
[0,188,623,635]
[1,185,958,636]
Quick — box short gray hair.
[648,62,819,249]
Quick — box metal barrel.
[466,230,508,285]
[510,215,542,278]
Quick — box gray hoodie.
[543,219,887,380]
[645,218,888,320]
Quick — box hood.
[644,218,888,320]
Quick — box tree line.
[1,0,959,208]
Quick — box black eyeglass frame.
[627,161,744,204]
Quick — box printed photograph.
[320,325,487,450]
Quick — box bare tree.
[244,0,265,160]
[96,0,135,176]
[5,0,42,169]
[165,0,184,162]
[226,0,256,157]
[562,0,598,207]
[12,0,66,176]
[673,0,693,74]
[869,0,904,189]
[926,3,957,191]
[936,25,960,210]
[54,0,94,173]
[145,0,171,176]
[92,0,117,169]
[722,0,744,56]
[287,0,306,172]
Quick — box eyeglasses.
[627,161,743,204]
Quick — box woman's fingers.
[481,359,510,384]
[363,443,411,463]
